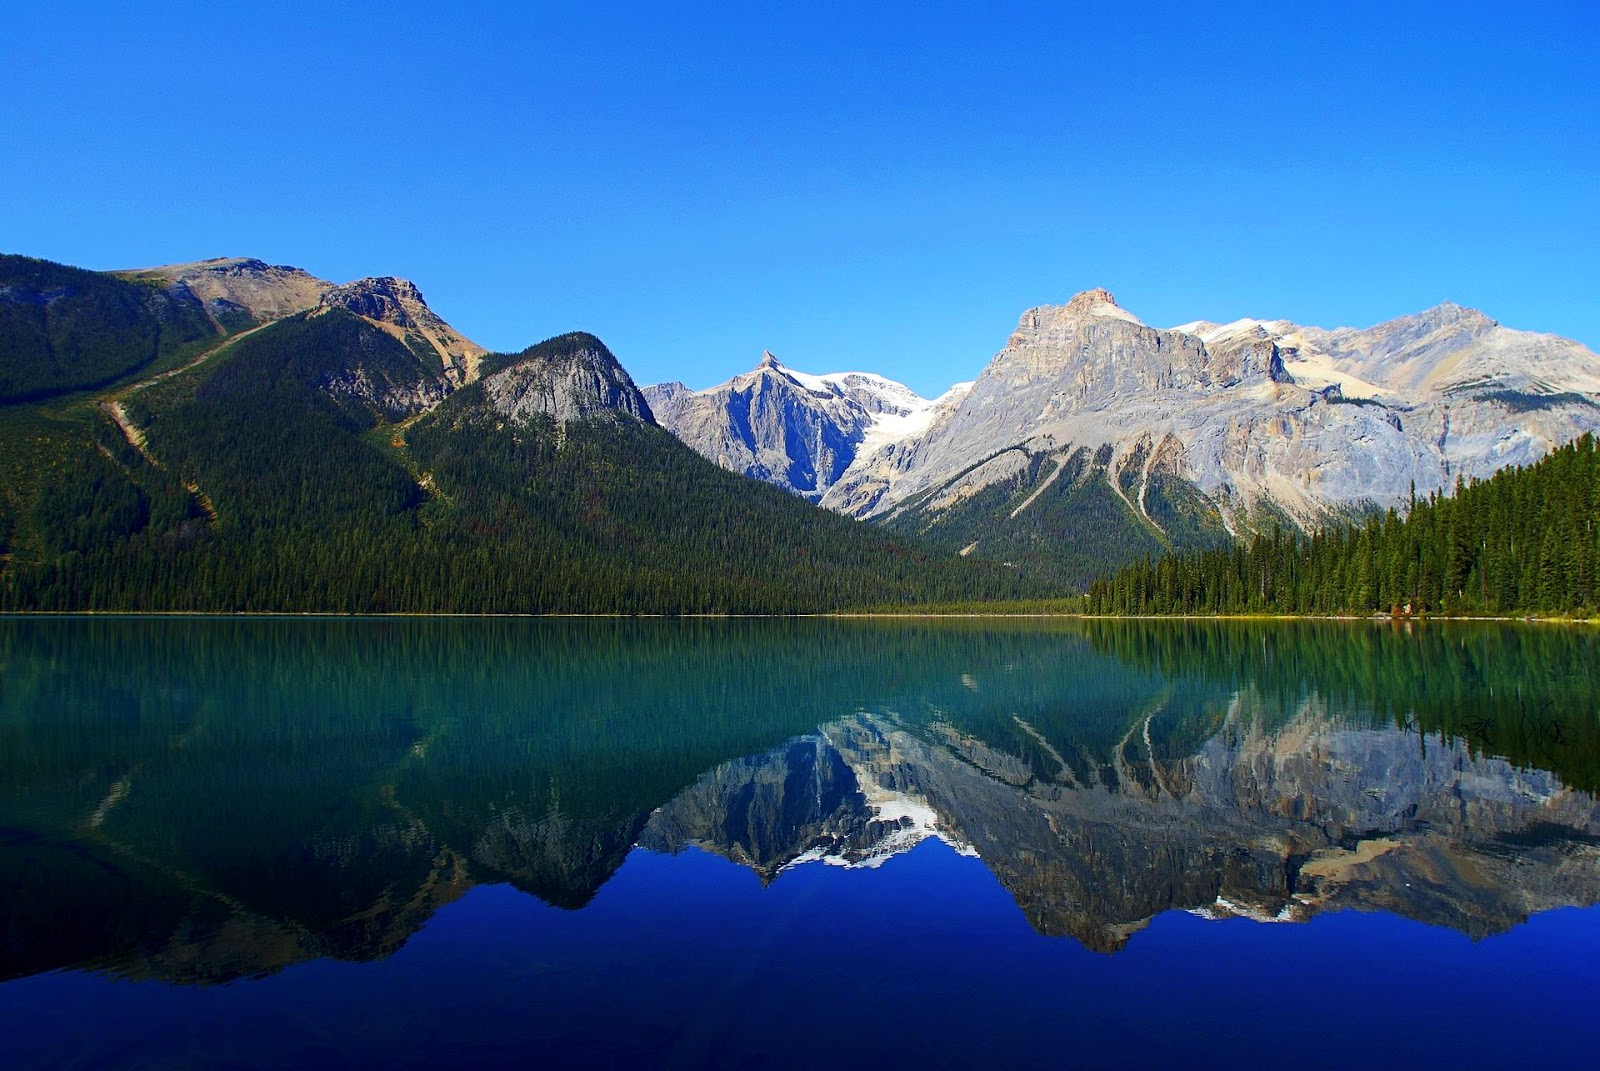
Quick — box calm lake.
[2,617,1598,1068]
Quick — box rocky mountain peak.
[319,276,486,386]
[1416,300,1494,331]
[482,332,655,427]
[646,288,1600,568]
[1010,291,1146,342]
[645,354,947,505]
[1064,287,1123,316]
[320,277,427,327]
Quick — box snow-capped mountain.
[649,291,1600,585]
[643,351,969,504]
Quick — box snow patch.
[1186,895,1296,923]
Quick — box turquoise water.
[2,618,1598,1068]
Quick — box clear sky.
[4,1,1595,397]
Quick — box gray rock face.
[646,291,1600,551]
[483,334,654,427]
[638,380,693,424]
[644,352,958,503]
[827,291,1600,543]
[643,701,1600,952]
[319,276,487,387]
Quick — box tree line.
[1087,433,1600,617]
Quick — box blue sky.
[4,1,1595,396]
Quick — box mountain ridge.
[641,350,956,504]
[646,288,1600,586]
[8,247,1599,604]
[0,252,1028,613]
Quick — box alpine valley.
[648,289,1600,587]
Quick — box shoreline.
[0,610,1595,624]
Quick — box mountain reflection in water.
[2,617,1598,984]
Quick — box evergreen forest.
[0,267,1031,613]
[1087,434,1600,617]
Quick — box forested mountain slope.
[0,254,225,402]
[1088,434,1600,616]
[0,256,1028,612]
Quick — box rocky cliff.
[647,290,1600,581]
[481,332,655,427]
[842,290,1600,534]
[318,276,487,387]
[644,352,966,504]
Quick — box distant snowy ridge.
[642,351,967,504]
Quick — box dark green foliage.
[1088,434,1600,616]
[1478,390,1600,414]
[0,254,219,402]
[31,446,150,555]
[887,444,1229,590]
[475,330,604,378]
[138,309,437,528]
[1080,619,1600,794]
[1,317,1031,613]
[388,381,1031,613]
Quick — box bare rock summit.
[118,256,332,326]
[318,277,487,386]
[483,332,654,427]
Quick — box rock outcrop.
[653,291,1600,578]
[318,276,487,386]
[118,256,332,325]
[483,332,654,427]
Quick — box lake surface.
[2,617,1598,1069]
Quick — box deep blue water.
[2,617,1598,1068]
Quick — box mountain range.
[0,253,1021,612]
[647,289,1600,586]
[5,249,1599,607]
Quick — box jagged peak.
[1015,290,1145,332]
[319,277,430,333]
[322,275,426,304]
[757,350,783,370]
[317,276,486,385]
[1064,288,1122,315]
